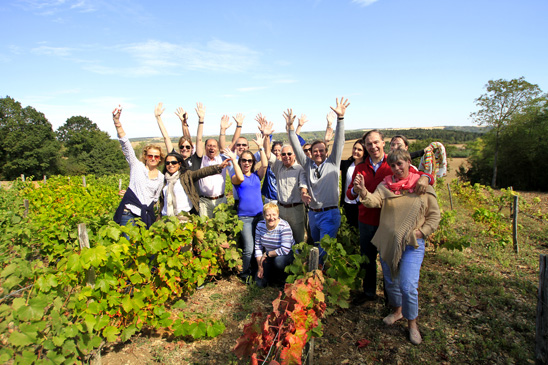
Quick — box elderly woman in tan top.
[353,149,440,346]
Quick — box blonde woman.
[112,106,165,228]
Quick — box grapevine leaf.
[16,296,48,321]
[121,324,138,342]
[103,326,120,342]
[206,321,225,338]
[9,330,34,347]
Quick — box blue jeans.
[255,252,294,288]
[239,214,263,279]
[359,222,379,297]
[380,238,425,320]
[120,210,138,227]
[308,208,341,259]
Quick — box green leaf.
[121,295,133,313]
[0,348,15,363]
[16,296,48,321]
[46,349,66,364]
[0,263,18,278]
[121,324,138,342]
[206,321,225,338]
[103,326,120,342]
[172,300,187,310]
[105,226,121,241]
[18,350,37,364]
[52,335,66,347]
[94,315,110,331]
[84,314,96,333]
[189,321,207,339]
[9,330,34,347]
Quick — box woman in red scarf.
[353,149,440,345]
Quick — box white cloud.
[274,79,297,84]
[351,0,379,6]
[32,45,75,57]
[236,86,268,92]
[17,0,97,14]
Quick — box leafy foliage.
[0,96,61,180]
[233,271,326,364]
[0,176,242,363]
[56,116,128,176]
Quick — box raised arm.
[295,114,308,136]
[219,115,232,150]
[112,105,126,138]
[194,102,205,158]
[252,133,268,180]
[224,147,244,185]
[229,113,245,151]
[286,109,307,166]
[155,102,174,153]
[174,106,191,141]
[324,111,335,148]
[327,97,350,163]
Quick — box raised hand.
[283,109,296,131]
[112,105,122,124]
[253,132,264,148]
[233,113,245,126]
[155,102,165,119]
[262,121,275,136]
[222,147,237,161]
[195,102,205,121]
[330,97,350,117]
[255,113,267,125]
[174,107,188,126]
[220,115,232,131]
[298,114,308,127]
[326,111,336,127]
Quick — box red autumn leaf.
[356,338,371,348]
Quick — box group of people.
[112,97,441,345]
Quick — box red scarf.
[383,170,421,195]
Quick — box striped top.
[254,219,295,257]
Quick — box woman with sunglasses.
[223,133,268,282]
[158,152,230,220]
[155,102,204,171]
[112,106,165,228]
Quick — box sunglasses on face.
[165,160,180,166]
[303,148,311,153]
[236,143,248,147]
[147,154,161,160]
[240,158,253,164]
[179,145,192,150]
[281,152,293,157]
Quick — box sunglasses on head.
[179,145,192,150]
[236,143,248,147]
[147,154,161,160]
[165,160,180,166]
[240,158,253,164]
[303,148,311,153]
[281,152,293,157]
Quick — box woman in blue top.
[223,133,268,281]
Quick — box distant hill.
[129,126,487,145]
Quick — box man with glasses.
[287,98,350,258]
[261,121,308,244]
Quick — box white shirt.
[198,154,227,197]
[162,180,192,216]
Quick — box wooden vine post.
[303,247,319,365]
[536,255,548,364]
[513,195,519,254]
[447,182,454,210]
[20,174,25,182]
[23,199,29,218]
[78,223,96,287]
[119,178,122,191]
[43,175,47,184]
[82,176,86,188]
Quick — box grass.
[99,181,546,364]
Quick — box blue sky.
[1,0,547,138]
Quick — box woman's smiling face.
[165,156,180,174]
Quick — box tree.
[0,96,61,180]
[470,77,544,187]
[56,116,127,175]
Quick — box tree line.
[463,77,548,191]
[0,96,127,180]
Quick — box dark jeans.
[359,222,379,296]
[255,252,294,288]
